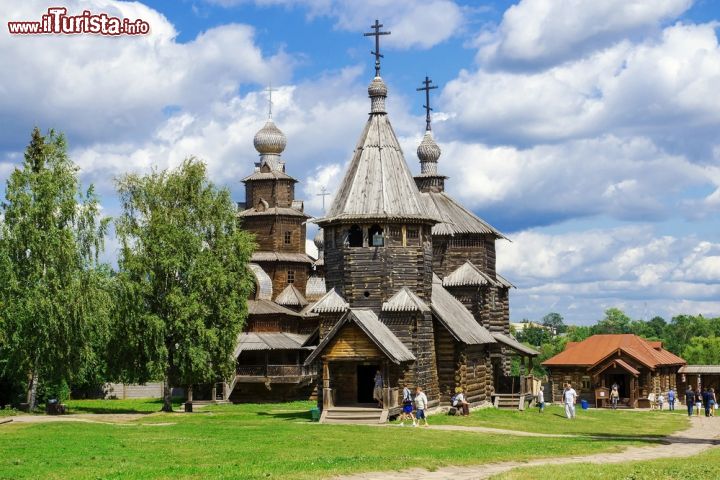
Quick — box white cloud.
[445,23,720,150]
[499,226,720,324]
[477,0,693,68]
[0,1,291,150]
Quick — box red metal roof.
[543,334,685,369]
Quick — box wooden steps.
[493,393,531,410]
[320,407,388,424]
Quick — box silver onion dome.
[253,119,287,155]
[417,131,441,174]
[313,228,324,251]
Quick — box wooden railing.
[236,364,318,377]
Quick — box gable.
[325,323,383,360]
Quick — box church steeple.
[414,76,447,193]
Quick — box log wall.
[245,178,295,208]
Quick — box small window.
[581,376,591,390]
[284,231,292,245]
[369,224,384,247]
[287,270,295,284]
[407,228,418,239]
[348,224,363,247]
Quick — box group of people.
[397,385,430,426]
[684,386,717,417]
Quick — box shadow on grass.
[255,410,312,422]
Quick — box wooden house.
[543,334,686,408]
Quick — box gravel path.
[3,413,155,425]
[335,416,720,480]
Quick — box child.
[537,387,545,413]
[657,393,664,411]
[414,386,429,427]
[399,385,416,426]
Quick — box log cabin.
[542,334,686,408]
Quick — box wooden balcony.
[235,364,318,384]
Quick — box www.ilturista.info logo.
[8,7,150,35]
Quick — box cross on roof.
[363,19,391,77]
[265,84,276,119]
[417,76,438,131]
[316,185,331,212]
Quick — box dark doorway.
[348,225,363,247]
[357,364,379,403]
[609,374,627,397]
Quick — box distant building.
[511,321,549,333]
[542,334,685,407]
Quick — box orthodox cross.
[316,185,330,212]
[417,76,438,131]
[265,84,276,119]
[363,19,391,76]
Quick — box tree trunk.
[161,375,173,412]
[26,366,39,411]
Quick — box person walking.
[414,386,429,427]
[657,393,664,411]
[399,384,416,426]
[610,384,620,410]
[685,386,695,417]
[537,386,545,413]
[668,388,676,411]
[695,388,703,417]
[373,370,383,408]
[703,387,712,417]
[564,382,577,419]
[711,388,717,417]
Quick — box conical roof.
[317,77,436,225]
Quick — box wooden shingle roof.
[430,276,495,345]
[316,77,436,225]
[310,288,349,313]
[304,309,415,365]
[443,261,498,288]
[275,284,308,307]
[251,252,315,264]
[382,287,430,312]
[305,276,327,301]
[542,334,685,368]
[493,333,539,357]
[234,332,312,356]
[420,191,506,238]
[249,263,272,300]
[247,299,302,317]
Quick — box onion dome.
[417,131,441,174]
[313,228,324,252]
[253,119,287,155]
[368,76,387,113]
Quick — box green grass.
[493,444,720,479]
[0,400,662,480]
[63,398,184,414]
[426,405,688,438]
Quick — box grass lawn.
[427,404,688,438]
[64,398,184,414]
[0,400,664,480]
[493,444,720,479]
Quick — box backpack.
[450,394,458,406]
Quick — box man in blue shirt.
[667,388,675,411]
[685,386,695,417]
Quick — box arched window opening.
[348,224,363,247]
[369,224,384,247]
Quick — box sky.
[2,0,719,325]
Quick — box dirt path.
[336,416,720,480]
[1,413,166,426]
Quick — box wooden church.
[230,22,537,421]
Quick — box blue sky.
[2,0,719,325]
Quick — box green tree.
[517,325,551,347]
[664,315,712,355]
[682,336,720,364]
[565,325,592,342]
[1,128,109,409]
[541,312,567,335]
[592,308,632,334]
[112,159,255,411]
